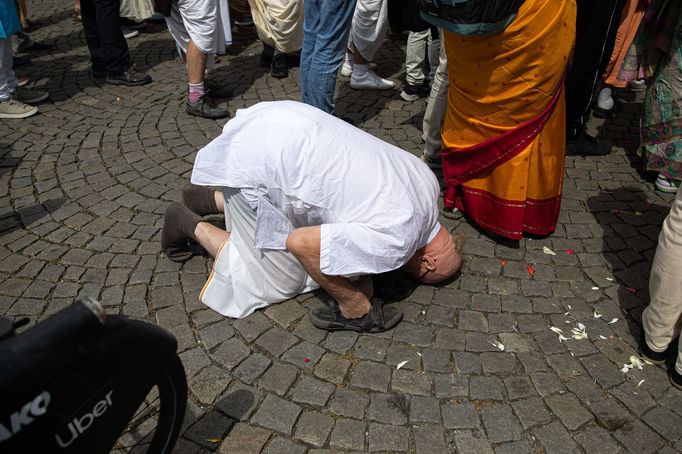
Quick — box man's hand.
[286,226,371,319]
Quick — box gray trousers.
[422,29,448,162]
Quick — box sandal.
[309,295,403,333]
[655,174,680,193]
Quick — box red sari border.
[453,186,562,240]
[442,80,564,210]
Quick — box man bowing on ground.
[161,101,462,333]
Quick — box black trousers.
[81,0,130,75]
[565,0,626,139]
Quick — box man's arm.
[286,226,371,319]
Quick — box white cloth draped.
[247,0,304,53]
[348,0,388,61]
[165,0,217,55]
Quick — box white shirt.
[191,101,441,277]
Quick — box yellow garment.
[442,0,576,239]
[248,0,304,53]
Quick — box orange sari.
[442,0,576,240]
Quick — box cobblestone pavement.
[3,2,682,453]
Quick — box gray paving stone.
[533,421,581,454]
[511,397,553,430]
[574,426,620,454]
[293,411,334,447]
[290,375,335,407]
[329,388,370,419]
[368,392,409,424]
[413,425,447,454]
[589,396,633,430]
[255,326,298,357]
[350,361,391,392]
[258,363,298,396]
[641,406,682,442]
[480,352,519,376]
[368,423,409,452]
[323,331,358,354]
[282,340,325,369]
[580,353,625,388]
[391,369,432,395]
[442,401,479,429]
[199,320,235,350]
[480,404,522,443]
[263,437,307,454]
[613,420,665,454]
[459,310,489,331]
[218,423,272,454]
[410,396,441,423]
[189,365,231,406]
[211,337,251,371]
[264,299,307,329]
[232,353,271,384]
[232,311,272,342]
[392,321,434,346]
[329,418,366,451]
[355,335,390,361]
[452,431,494,454]
[314,353,351,384]
[251,394,302,435]
[216,383,262,421]
[434,327,466,350]
[433,373,468,398]
[453,352,482,374]
[494,440,535,454]
[545,393,593,430]
[470,376,505,401]
[503,376,536,400]
[531,372,565,397]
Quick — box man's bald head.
[403,226,463,284]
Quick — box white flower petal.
[396,360,409,370]
[543,246,556,256]
[593,311,603,319]
[550,326,564,334]
[608,318,619,325]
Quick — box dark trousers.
[81,0,130,75]
[565,0,626,139]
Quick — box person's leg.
[642,188,682,375]
[565,0,624,151]
[80,0,106,73]
[422,29,448,164]
[0,39,17,101]
[91,0,130,76]
[305,0,356,113]
[194,222,230,257]
[186,39,207,85]
[300,0,320,105]
[405,29,427,87]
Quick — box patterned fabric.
[639,1,682,179]
[0,0,21,39]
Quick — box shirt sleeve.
[319,223,418,277]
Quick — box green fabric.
[642,2,682,179]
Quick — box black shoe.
[106,69,152,86]
[22,41,53,52]
[639,327,668,365]
[592,98,622,119]
[372,270,416,301]
[271,53,288,79]
[260,44,274,68]
[400,82,429,102]
[13,56,31,67]
[186,95,230,119]
[206,84,233,99]
[671,368,682,390]
[566,132,611,156]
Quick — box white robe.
[248,0,303,53]
[348,0,388,62]
[192,101,441,318]
[165,0,217,55]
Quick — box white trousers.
[422,29,448,161]
[0,39,17,101]
[643,188,682,374]
[248,0,304,53]
[200,188,318,318]
[165,0,217,56]
[348,0,387,62]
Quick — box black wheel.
[111,356,187,454]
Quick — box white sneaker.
[0,98,38,119]
[350,70,395,90]
[341,60,353,77]
[122,27,139,39]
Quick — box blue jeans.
[300,0,356,114]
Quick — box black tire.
[113,355,187,454]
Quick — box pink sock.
[188,82,205,103]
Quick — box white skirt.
[200,188,318,318]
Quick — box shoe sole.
[349,83,394,90]
[0,107,39,119]
[400,91,420,102]
[671,369,682,390]
[639,349,667,366]
[17,92,49,104]
[654,180,680,193]
[106,78,151,86]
